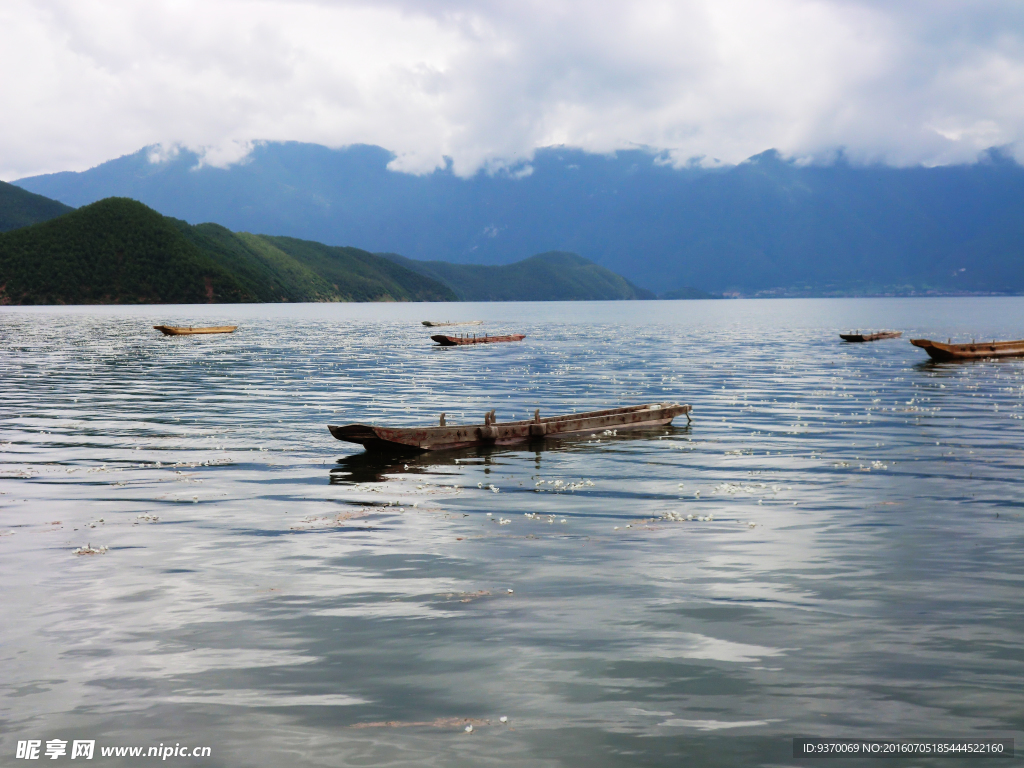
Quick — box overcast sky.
[2,0,1023,180]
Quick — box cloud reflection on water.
[1,299,1023,766]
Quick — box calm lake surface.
[2,298,1023,767]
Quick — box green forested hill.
[0,180,74,233]
[380,251,655,300]
[0,198,251,304]
[0,192,652,305]
[0,198,457,305]
[260,235,456,302]
[175,224,456,302]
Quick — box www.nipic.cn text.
[16,740,212,760]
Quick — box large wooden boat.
[910,338,1024,361]
[422,320,484,327]
[154,325,238,336]
[840,331,902,342]
[329,402,691,453]
[432,333,525,346]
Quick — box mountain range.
[13,142,1024,295]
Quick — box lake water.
[2,298,1023,767]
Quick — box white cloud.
[2,0,1024,179]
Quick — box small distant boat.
[422,320,484,327]
[154,325,238,336]
[329,402,691,453]
[432,333,525,346]
[910,338,1024,361]
[840,331,902,342]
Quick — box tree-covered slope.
[263,236,457,302]
[0,180,74,233]
[177,223,341,302]
[0,198,251,305]
[0,197,457,305]
[381,251,654,300]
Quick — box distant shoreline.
[724,289,1024,299]
[5,294,1024,310]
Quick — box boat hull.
[329,403,691,453]
[422,321,484,327]
[432,334,525,346]
[911,338,1024,361]
[154,325,237,336]
[840,331,902,342]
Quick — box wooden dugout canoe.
[422,320,484,327]
[154,325,238,336]
[910,337,1024,361]
[432,333,525,346]
[329,402,692,453]
[840,331,902,342]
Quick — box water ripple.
[2,299,1023,766]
